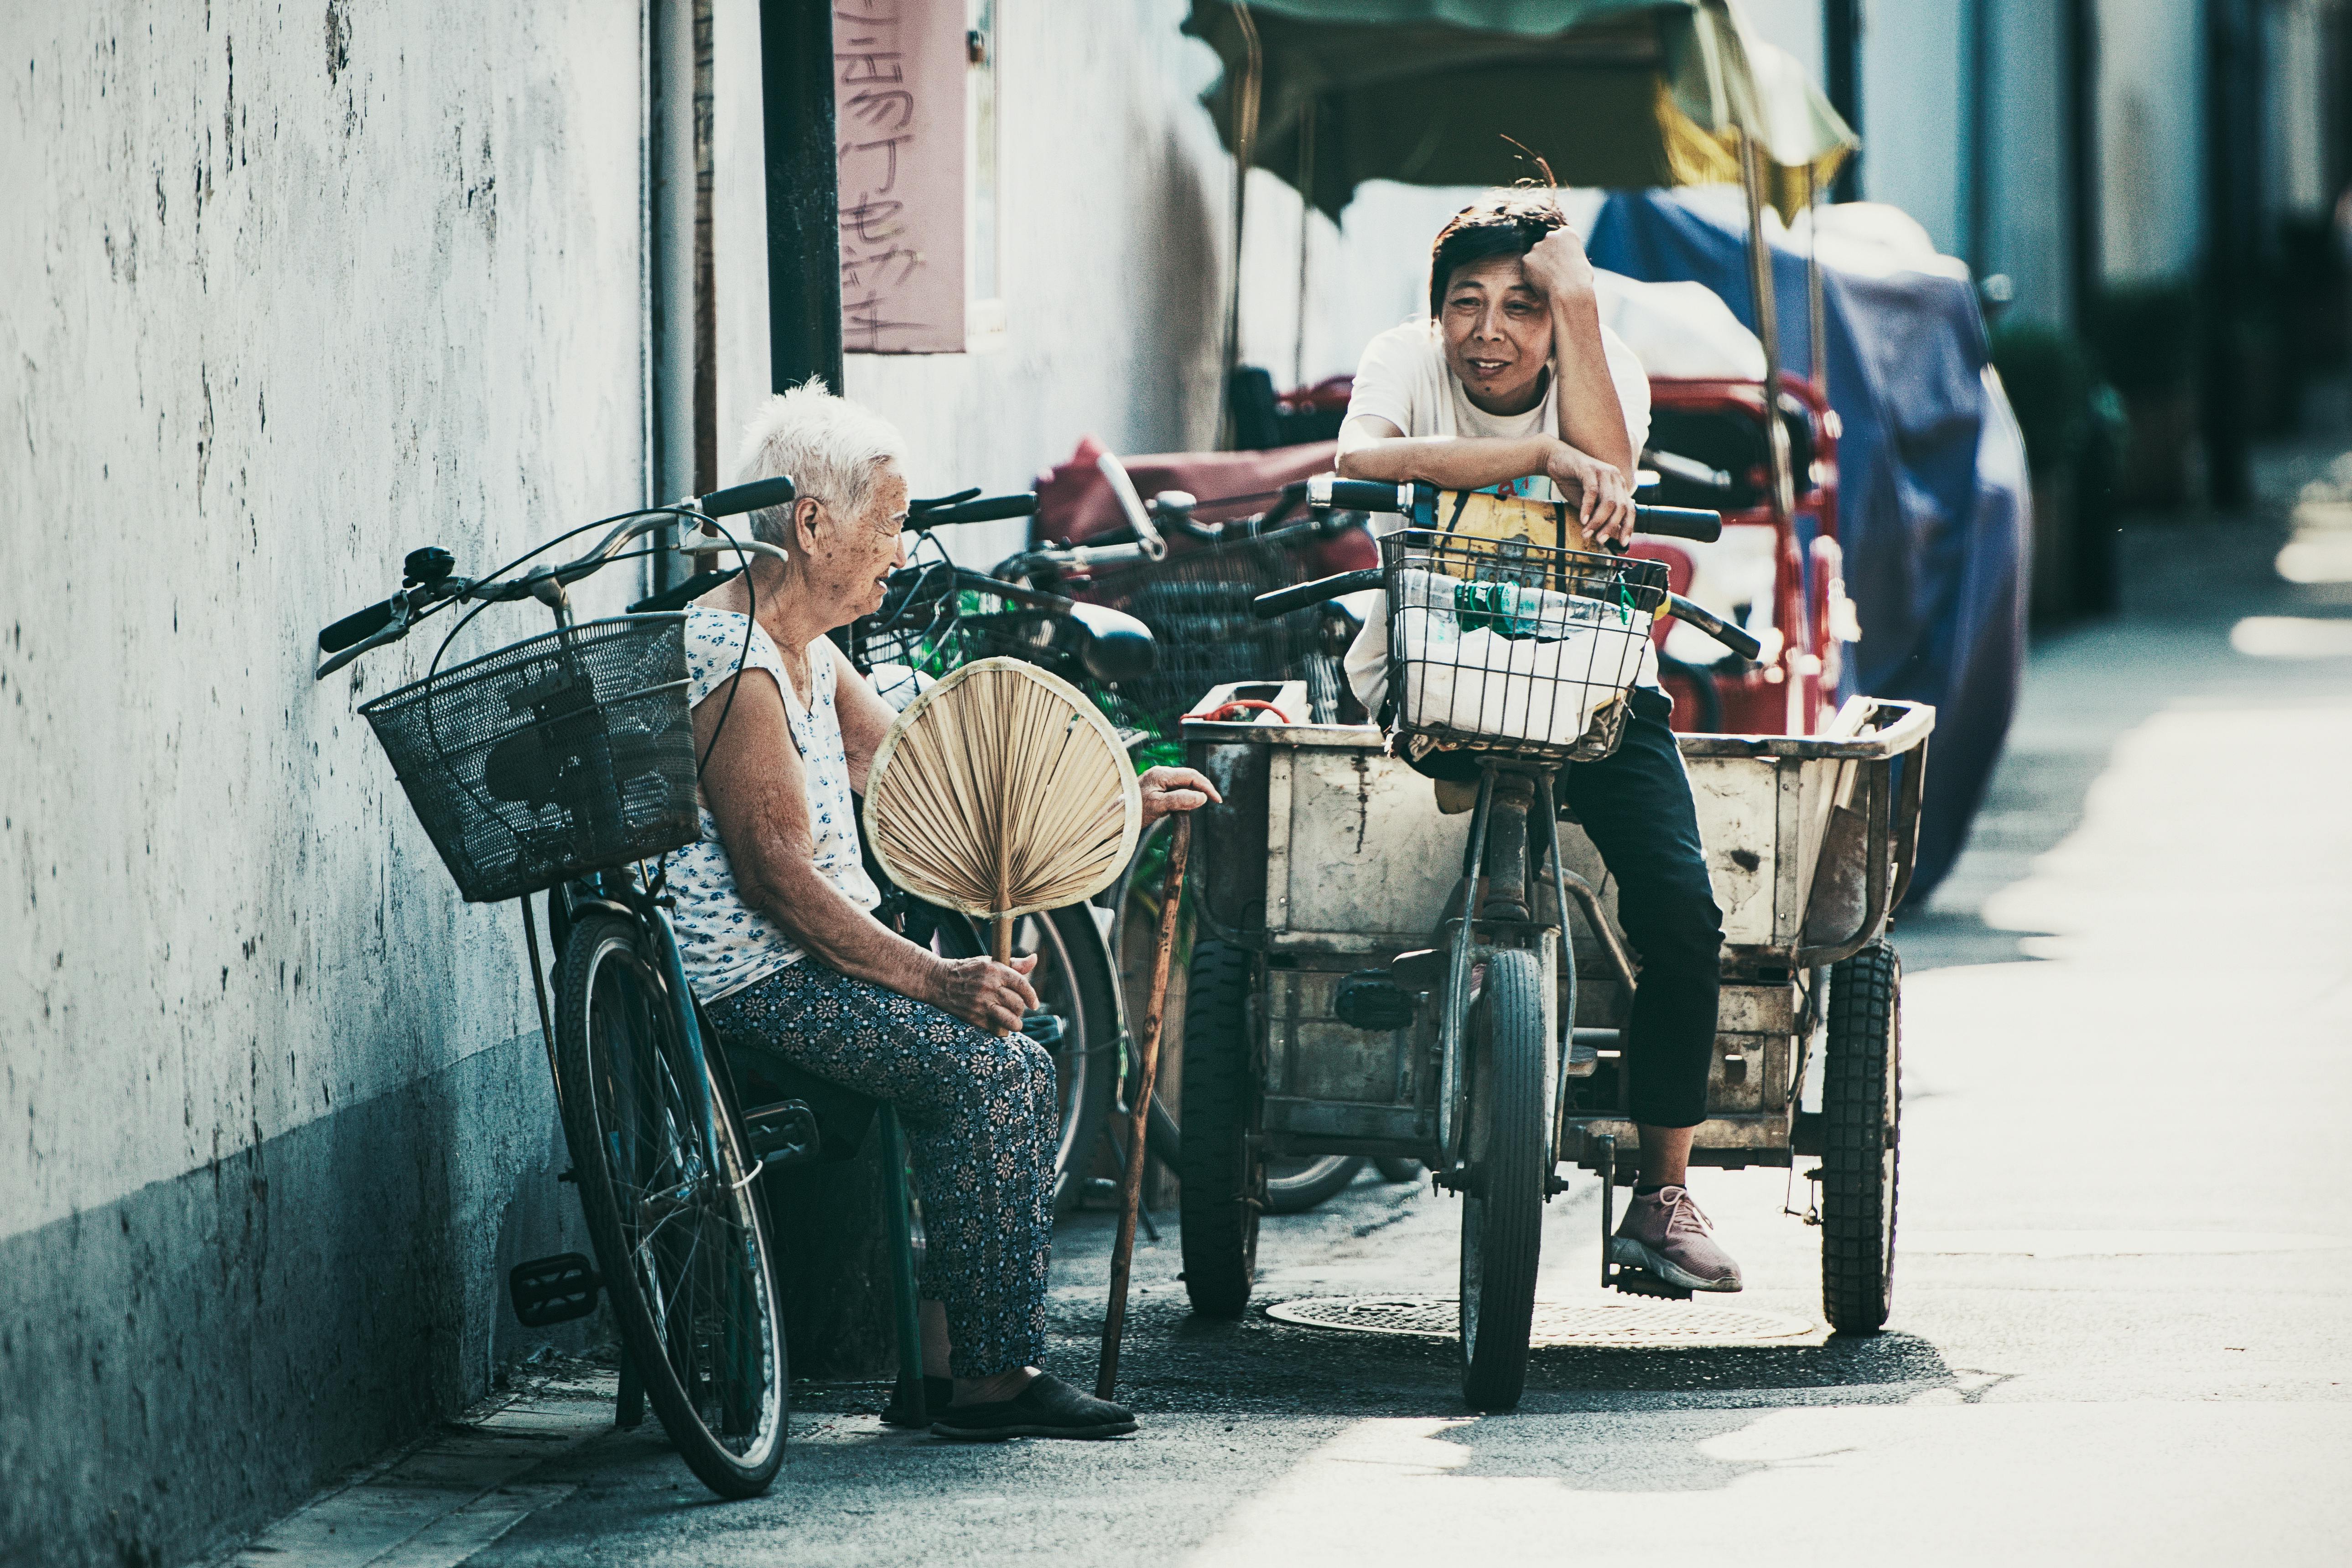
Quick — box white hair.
[731,377,909,548]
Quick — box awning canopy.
[1182,0,1856,219]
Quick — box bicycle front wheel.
[556,912,787,1498]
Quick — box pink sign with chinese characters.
[835,0,965,354]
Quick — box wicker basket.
[359,615,697,902]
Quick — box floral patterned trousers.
[706,958,1056,1378]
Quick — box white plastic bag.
[1387,569,1651,747]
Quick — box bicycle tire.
[1458,949,1547,1412]
[920,901,1118,1214]
[1821,938,1901,1334]
[555,912,787,1497]
[1178,940,1262,1316]
[1263,1155,1366,1213]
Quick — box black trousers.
[1405,687,1724,1127]
[1554,687,1723,1128]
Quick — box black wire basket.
[850,565,1059,678]
[358,614,698,902]
[1082,528,1348,731]
[1381,529,1669,765]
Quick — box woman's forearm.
[738,854,940,1002]
[1337,433,1559,491]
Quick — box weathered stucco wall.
[836,0,1232,519]
[0,5,647,1563]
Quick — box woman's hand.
[1545,441,1637,546]
[1521,225,1597,301]
[929,952,1041,1034]
[1138,765,1223,826]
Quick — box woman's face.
[1438,254,1551,415]
[794,463,909,625]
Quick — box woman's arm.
[694,670,1037,1032]
[833,654,895,796]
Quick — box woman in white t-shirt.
[1336,191,1743,1296]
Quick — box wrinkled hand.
[1520,224,1596,301]
[1546,441,1637,546]
[930,952,1039,1033]
[1138,765,1223,826]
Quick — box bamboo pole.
[1096,814,1191,1401]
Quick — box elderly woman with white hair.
[670,381,1218,1441]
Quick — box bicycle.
[853,458,1378,1214]
[314,477,803,1496]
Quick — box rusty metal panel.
[1685,755,1779,946]
[1265,966,1430,1114]
[1716,983,1798,1033]
[1272,744,1471,944]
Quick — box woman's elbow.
[1335,443,1379,479]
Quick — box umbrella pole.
[1738,132,1794,522]
[1804,166,1828,402]
[1097,814,1191,1401]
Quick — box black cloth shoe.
[880,1376,955,1429]
[929,1373,1137,1441]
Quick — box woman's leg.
[705,959,1059,1379]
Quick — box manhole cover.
[1264,1294,1818,1348]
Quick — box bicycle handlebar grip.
[695,475,798,518]
[318,597,400,654]
[1666,593,1764,661]
[917,493,1038,526]
[1632,505,1724,543]
[1308,475,1412,514]
[1251,568,1386,620]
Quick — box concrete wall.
[0,4,647,1563]
[2098,0,2206,282]
[833,0,1233,561]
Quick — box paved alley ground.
[226,465,2352,1568]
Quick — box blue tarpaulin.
[1587,190,2030,906]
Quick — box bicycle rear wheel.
[556,912,787,1498]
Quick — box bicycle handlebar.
[1306,476,1725,545]
[315,477,800,677]
[909,492,1039,526]
[694,475,797,519]
[1250,569,1386,620]
[1247,571,1762,661]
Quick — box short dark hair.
[1428,188,1566,321]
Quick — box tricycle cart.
[1175,488,1931,1410]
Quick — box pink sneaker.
[1610,1186,1743,1293]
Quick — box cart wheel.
[1264,1155,1366,1213]
[1178,940,1262,1317]
[1821,938,1901,1334]
[1458,949,1547,1412]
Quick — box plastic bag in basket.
[1390,568,1652,747]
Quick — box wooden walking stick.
[1097,814,1191,1401]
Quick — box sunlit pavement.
[307,460,2352,1565]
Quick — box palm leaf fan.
[864,657,1142,963]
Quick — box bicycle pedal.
[1609,1266,1693,1301]
[1565,1038,1599,1078]
[743,1100,821,1170]
[509,1253,602,1327]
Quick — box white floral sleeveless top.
[667,607,881,1002]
